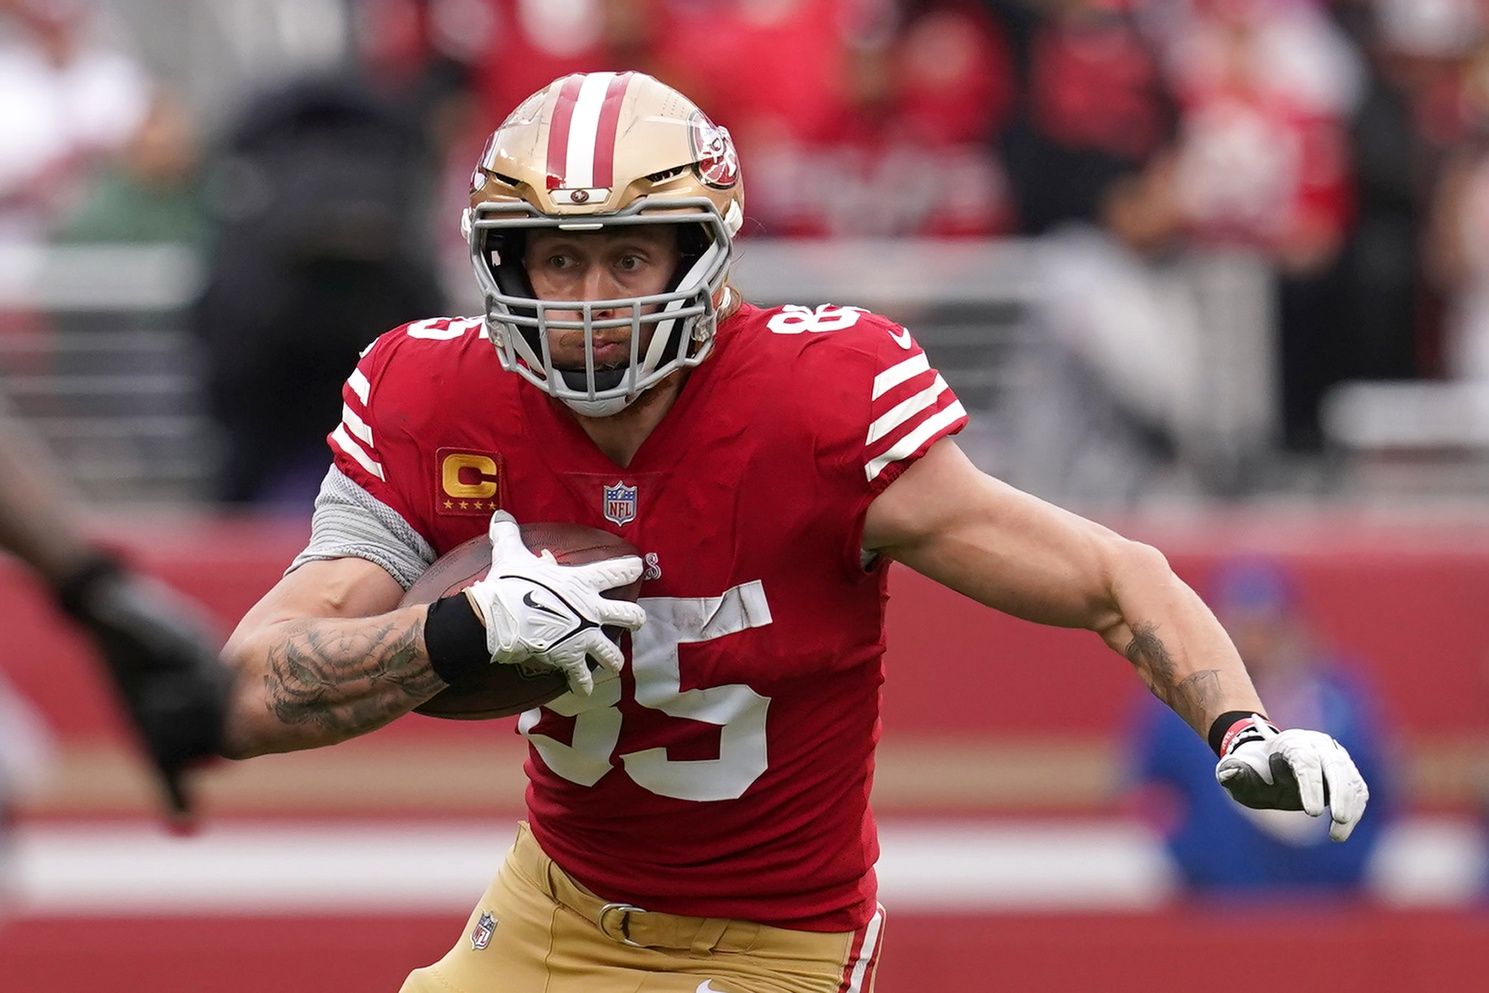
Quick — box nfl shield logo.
[470,911,496,951]
[603,481,637,526]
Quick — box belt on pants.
[512,823,764,956]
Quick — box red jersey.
[328,302,966,930]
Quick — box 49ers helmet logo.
[689,111,739,189]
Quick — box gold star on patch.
[444,500,454,509]
[460,501,470,510]
[488,501,498,510]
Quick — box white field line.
[5,817,1482,918]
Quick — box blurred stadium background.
[2,0,1488,989]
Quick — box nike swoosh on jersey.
[695,982,727,993]
[887,326,913,350]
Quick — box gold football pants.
[399,822,884,993]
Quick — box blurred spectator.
[191,75,445,508]
[52,89,205,246]
[353,0,489,275]
[1420,4,1489,381]
[664,0,872,141]
[1158,0,1360,449]
[0,0,151,333]
[1007,211,1208,505]
[0,0,149,244]
[448,0,1017,237]
[1168,43,1354,264]
[1003,0,1175,238]
[1127,557,1390,893]
[739,0,1019,236]
[1160,0,1364,121]
[1312,0,1467,393]
[468,0,662,118]
[1160,0,1360,261]
[997,1,1237,504]
[356,0,488,109]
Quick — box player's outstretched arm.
[863,438,1368,839]
[863,438,1262,733]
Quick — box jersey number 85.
[518,581,772,802]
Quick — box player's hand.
[56,556,231,824]
[1214,714,1370,842]
[462,511,646,695]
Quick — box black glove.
[55,554,231,822]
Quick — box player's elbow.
[1110,537,1173,580]
[1089,535,1175,631]
[216,630,292,760]
[218,694,297,760]
[217,721,266,761]
[217,681,279,761]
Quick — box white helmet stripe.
[564,72,618,190]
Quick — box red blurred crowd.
[363,0,1382,247]
[359,0,1489,447]
[9,0,1489,455]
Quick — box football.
[400,522,642,720]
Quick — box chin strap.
[560,392,636,418]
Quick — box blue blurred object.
[1128,557,1391,892]
[1208,556,1299,615]
[1131,684,1388,891]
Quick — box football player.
[221,72,1369,992]
[0,405,229,821]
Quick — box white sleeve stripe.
[866,375,949,445]
[342,403,373,446]
[331,423,385,480]
[347,369,372,405]
[865,400,966,482]
[871,353,930,401]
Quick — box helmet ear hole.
[668,222,712,293]
[480,228,542,361]
[486,229,536,300]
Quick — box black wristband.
[423,593,491,687]
[52,552,125,620]
[1207,710,1272,757]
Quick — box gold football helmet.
[464,71,745,416]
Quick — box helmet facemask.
[465,70,745,413]
[467,197,733,417]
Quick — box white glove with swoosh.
[1214,714,1370,842]
[462,512,646,695]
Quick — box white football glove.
[462,512,646,696]
[1214,714,1370,842]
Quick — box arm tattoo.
[1172,670,1223,729]
[263,616,443,740]
[1125,623,1224,732]
[1125,624,1175,683]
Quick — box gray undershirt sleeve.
[287,466,435,589]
